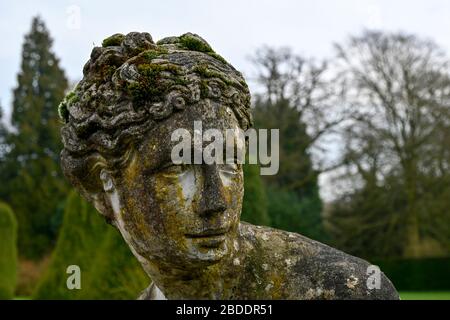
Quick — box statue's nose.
[198,164,227,217]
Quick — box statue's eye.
[160,164,189,177]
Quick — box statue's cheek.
[226,171,244,206]
[152,174,194,236]
[177,170,197,206]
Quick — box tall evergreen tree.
[0,16,69,258]
[0,103,8,158]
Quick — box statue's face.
[108,99,244,268]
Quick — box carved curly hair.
[59,32,252,207]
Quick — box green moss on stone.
[58,90,80,123]
[58,102,69,123]
[179,34,213,53]
[102,34,125,47]
[193,65,233,86]
[103,65,116,80]
[142,48,168,61]
[66,91,79,104]
[206,52,228,64]
[199,80,209,98]
[126,63,182,104]
[178,34,229,64]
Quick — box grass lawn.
[400,292,450,300]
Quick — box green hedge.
[33,191,148,299]
[0,202,18,299]
[375,257,450,291]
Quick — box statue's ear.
[61,150,117,225]
[88,169,120,226]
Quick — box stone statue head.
[59,32,252,270]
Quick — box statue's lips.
[185,227,230,238]
[185,227,231,247]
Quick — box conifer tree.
[0,16,69,258]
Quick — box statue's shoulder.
[238,222,321,255]
[238,223,399,300]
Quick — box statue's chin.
[185,240,229,264]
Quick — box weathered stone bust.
[59,32,399,300]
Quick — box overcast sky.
[1,0,449,200]
[2,0,450,113]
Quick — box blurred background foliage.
[34,191,148,299]
[0,17,69,260]
[0,16,449,299]
[0,202,18,299]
